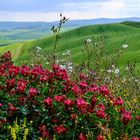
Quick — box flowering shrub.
[0,52,140,140]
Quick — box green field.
[0,22,140,68]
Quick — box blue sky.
[0,0,140,21]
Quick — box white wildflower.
[86,39,92,44]
[112,65,115,69]
[67,66,73,73]
[66,50,71,55]
[135,79,139,83]
[56,60,59,64]
[36,46,41,52]
[46,61,49,65]
[126,67,130,71]
[114,69,120,75]
[107,69,112,73]
[60,65,66,69]
[122,44,128,49]
[36,46,41,50]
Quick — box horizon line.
[0,16,140,23]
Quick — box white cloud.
[0,0,139,21]
[0,11,60,22]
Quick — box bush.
[0,51,140,140]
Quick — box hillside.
[0,17,140,46]
[0,22,140,68]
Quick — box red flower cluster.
[113,96,124,106]
[54,125,66,135]
[17,79,27,93]
[0,52,137,139]
[29,88,37,96]
[99,86,110,96]
[96,135,105,140]
[79,133,87,140]
[38,124,49,139]
[121,110,132,125]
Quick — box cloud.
[0,0,139,21]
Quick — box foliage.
[0,51,140,140]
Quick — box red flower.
[120,107,126,114]
[77,98,87,108]
[18,96,26,105]
[44,97,52,106]
[1,51,12,60]
[135,116,140,121]
[99,86,110,96]
[97,103,105,111]
[51,118,58,123]
[41,130,49,138]
[90,84,98,92]
[52,64,60,71]
[91,96,96,106]
[29,88,37,96]
[79,73,87,80]
[121,110,132,125]
[8,65,19,76]
[79,81,87,88]
[71,113,77,120]
[20,65,30,77]
[0,103,2,107]
[79,133,87,140]
[6,78,15,88]
[8,103,17,111]
[40,75,48,82]
[96,135,105,140]
[38,124,46,132]
[64,99,73,106]
[88,104,94,113]
[113,96,123,106]
[54,125,66,135]
[54,95,64,102]
[16,79,27,93]
[72,85,82,95]
[38,124,49,138]
[131,137,140,140]
[96,110,105,119]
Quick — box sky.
[0,0,140,22]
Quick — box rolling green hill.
[0,22,140,68]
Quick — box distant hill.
[0,17,140,46]
[0,22,140,68]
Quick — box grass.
[0,22,140,68]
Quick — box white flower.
[67,62,72,66]
[46,61,49,65]
[66,50,71,55]
[67,66,73,72]
[114,69,120,75]
[122,44,128,49]
[36,46,41,50]
[112,65,115,69]
[36,46,41,52]
[60,65,66,69]
[56,60,59,64]
[86,39,92,44]
[107,69,112,73]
